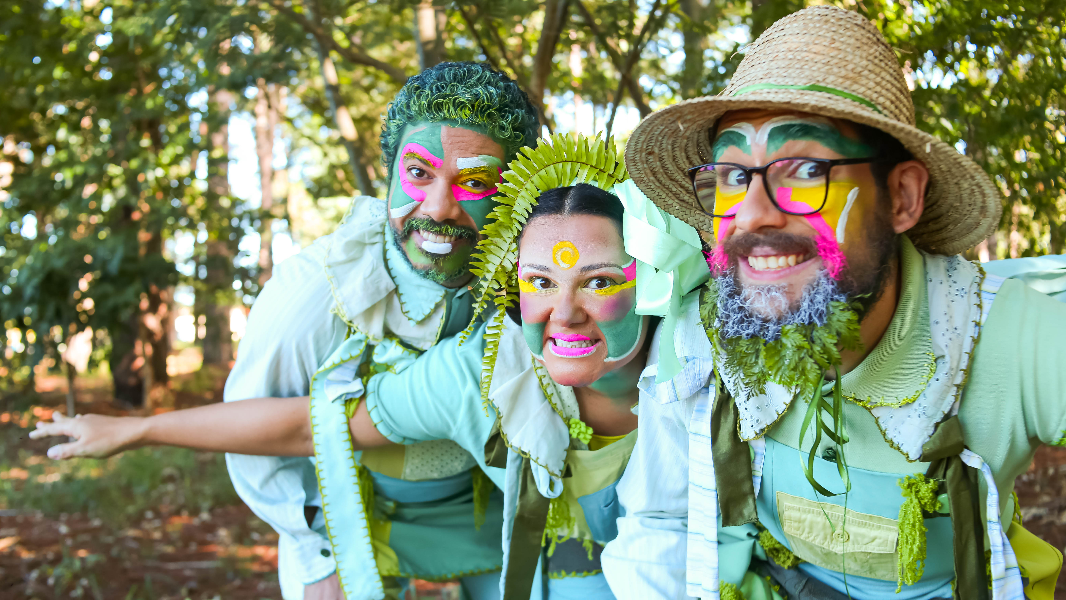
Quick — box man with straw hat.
[603,6,1066,600]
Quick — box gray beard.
[713,268,848,342]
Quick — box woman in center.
[357,180,648,599]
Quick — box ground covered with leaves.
[1,363,1064,598]
[0,362,460,599]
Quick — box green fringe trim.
[542,494,577,556]
[719,581,747,600]
[344,396,362,421]
[472,467,493,531]
[547,569,602,580]
[896,473,941,591]
[758,530,803,569]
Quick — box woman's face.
[517,214,648,388]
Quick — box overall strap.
[921,416,989,600]
[502,457,550,600]
[710,380,758,527]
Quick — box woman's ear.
[887,160,928,234]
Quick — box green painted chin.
[402,235,475,285]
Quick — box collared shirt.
[223,196,469,593]
[602,254,1066,599]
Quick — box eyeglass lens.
[693,159,832,217]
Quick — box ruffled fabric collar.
[710,242,984,459]
[321,196,450,349]
[487,319,579,498]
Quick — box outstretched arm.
[30,396,390,459]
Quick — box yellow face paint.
[517,278,543,294]
[775,182,860,243]
[712,188,746,241]
[589,279,636,296]
[713,181,862,244]
[552,241,580,269]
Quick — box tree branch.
[603,0,668,136]
[456,4,501,72]
[262,0,408,84]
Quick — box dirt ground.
[2,355,1065,598]
[0,356,461,600]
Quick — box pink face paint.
[553,333,591,342]
[548,339,600,357]
[705,246,730,274]
[451,167,502,201]
[622,259,637,282]
[397,143,443,204]
[775,187,847,279]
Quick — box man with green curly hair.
[223,62,539,600]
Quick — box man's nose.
[731,175,789,234]
[419,181,465,224]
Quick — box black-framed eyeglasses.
[686,157,882,217]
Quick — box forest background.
[0,0,1064,598]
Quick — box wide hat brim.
[625,34,1002,257]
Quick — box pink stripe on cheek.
[705,246,729,274]
[622,260,636,282]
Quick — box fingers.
[29,419,76,440]
[46,442,83,460]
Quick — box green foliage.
[463,133,627,404]
[699,284,863,397]
[0,444,237,526]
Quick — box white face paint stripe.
[456,157,489,169]
[421,240,453,255]
[836,187,860,244]
[753,115,833,146]
[721,122,757,145]
[389,202,419,219]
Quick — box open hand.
[29,413,146,460]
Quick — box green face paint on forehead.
[765,121,873,158]
[712,129,753,161]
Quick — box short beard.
[392,217,478,285]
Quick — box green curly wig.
[380,61,541,185]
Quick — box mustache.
[400,217,478,241]
[721,231,820,261]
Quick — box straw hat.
[625,6,1001,255]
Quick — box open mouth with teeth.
[415,229,461,255]
[547,333,601,358]
[745,252,813,272]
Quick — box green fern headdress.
[461,133,629,403]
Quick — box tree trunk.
[201,88,235,367]
[255,79,277,285]
[414,0,447,70]
[679,0,706,99]
[315,43,374,196]
[109,311,145,406]
[529,0,571,110]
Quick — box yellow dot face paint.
[552,241,579,269]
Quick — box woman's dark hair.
[518,183,625,242]
[508,183,625,324]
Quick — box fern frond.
[464,133,631,335]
